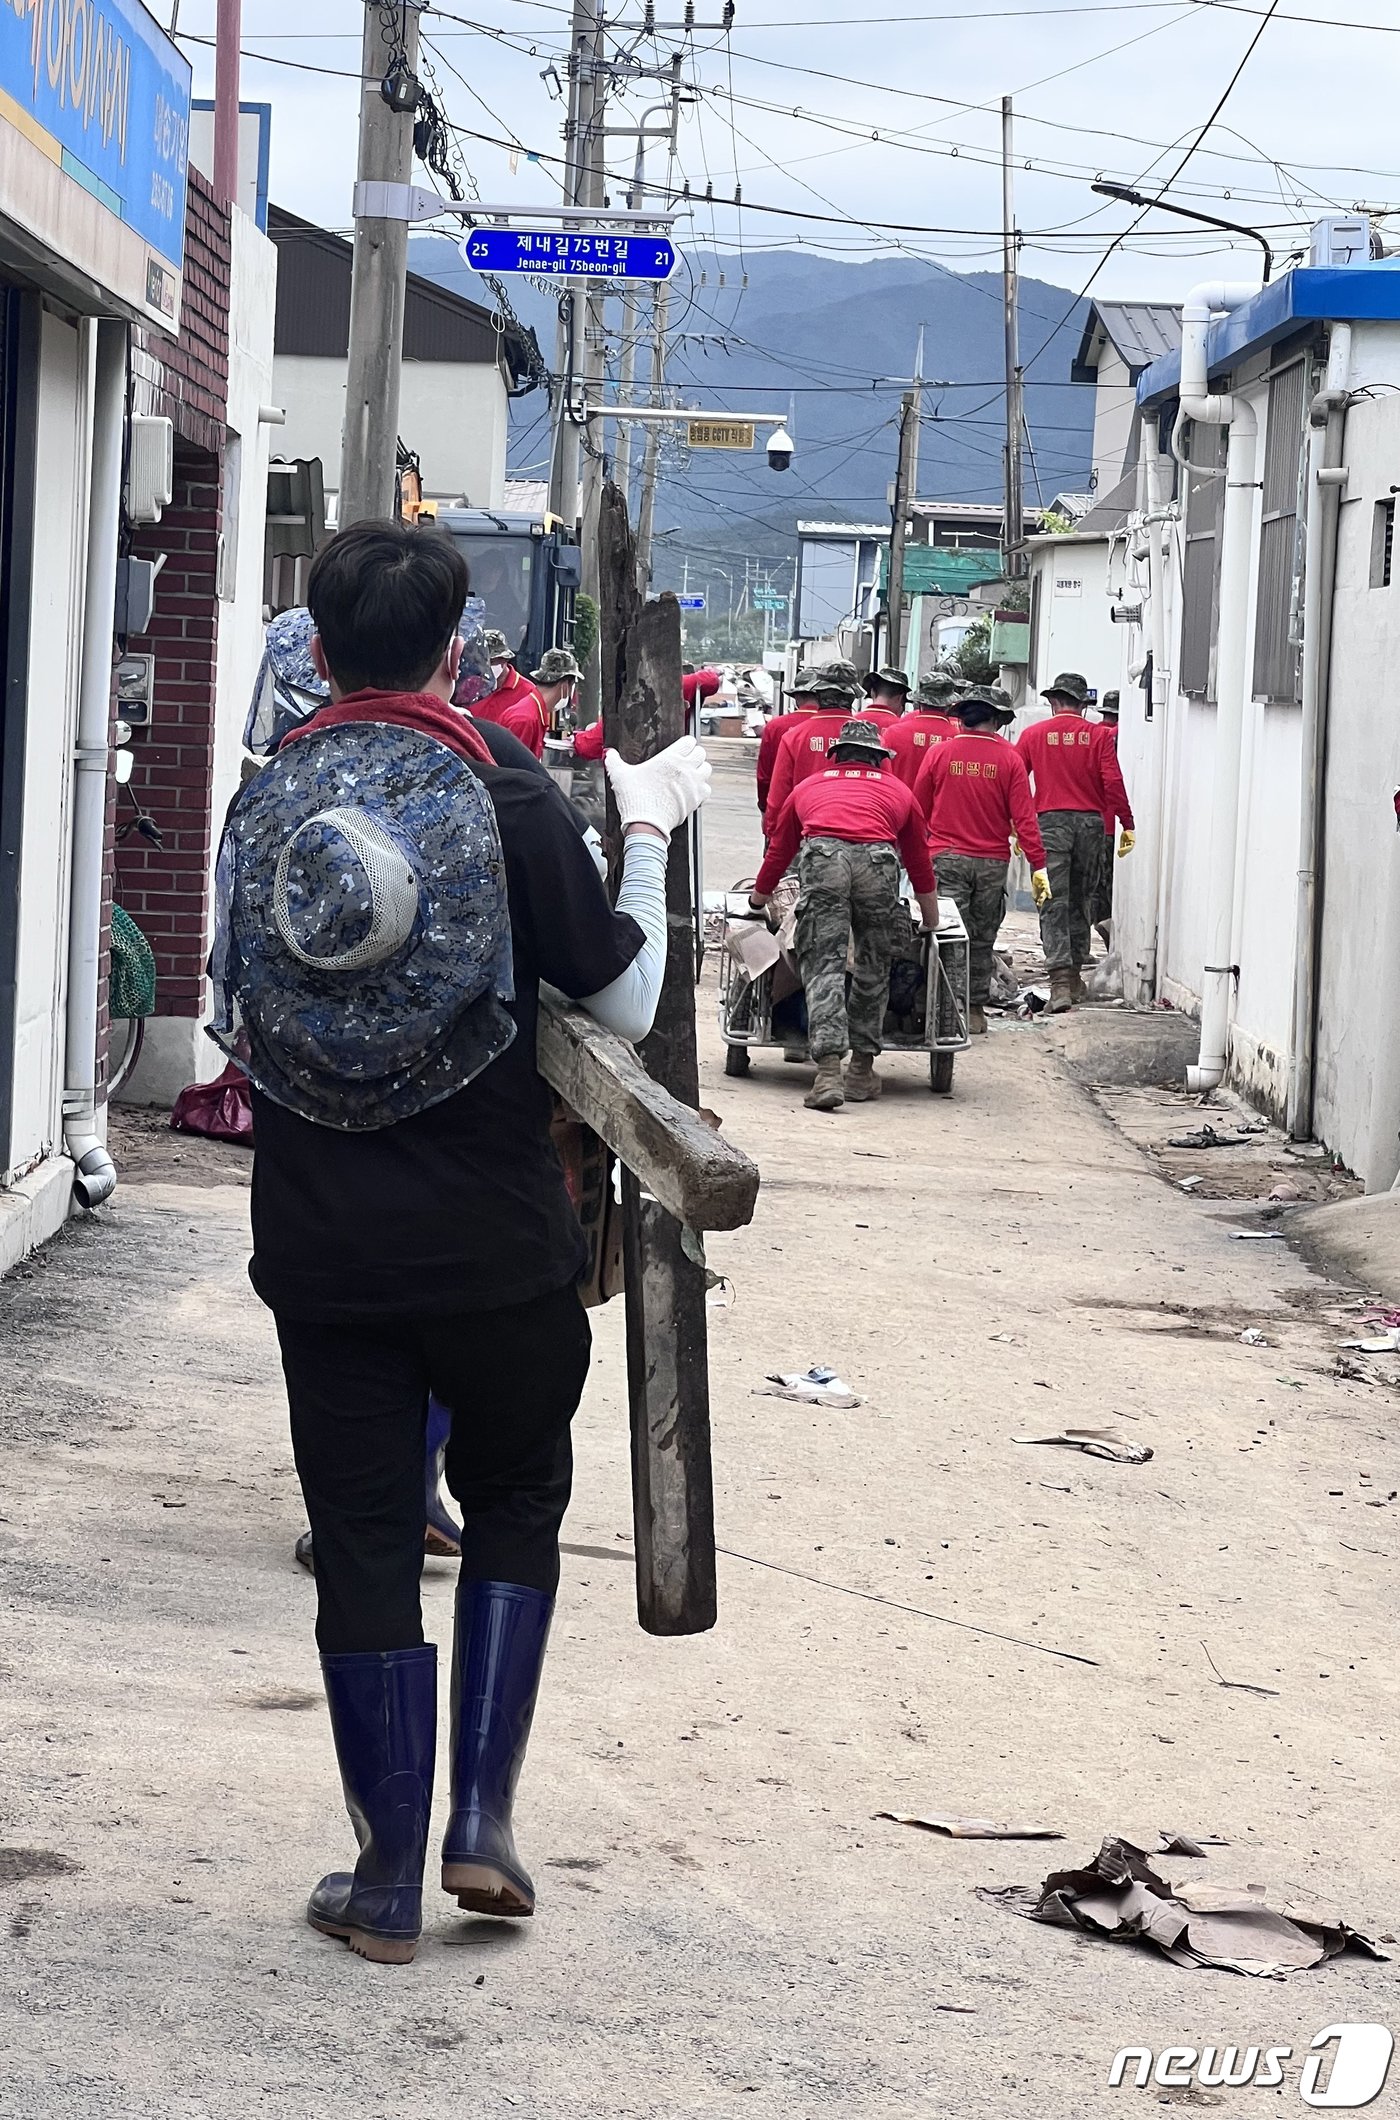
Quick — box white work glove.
[605,735,712,837]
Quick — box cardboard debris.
[877,1812,1064,1841]
[978,1837,1386,1978]
[1156,1832,1229,1857]
[755,1366,863,1409]
[1013,1428,1153,1465]
[724,919,782,982]
[1342,1329,1400,1353]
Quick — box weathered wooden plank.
[600,481,719,1636]
[537,990,759,1232]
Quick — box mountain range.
[407,238,1093,581]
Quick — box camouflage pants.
[936,851,1007,1007]
[1037,809,1102,971]
[795,836,901,1059]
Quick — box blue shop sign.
[0,0,192,269]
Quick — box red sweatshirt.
[1017,711,1134,828]
[474,667,545,729]
[756,707,815,813]
[764,709,866,833]
[682,668,721,711]
[887,711,956,789]
[572,716,604,763]
[914,731,1046,870]
[498,690,548,758]
[1094,724,1128,834]
[755,765,936,897]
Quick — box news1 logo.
[1108,2025,1393,2105]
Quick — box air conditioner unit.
[1309,215,1371,269]
[128,415,174,524]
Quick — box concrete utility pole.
[1001,94,1027,579]
[886,326,923,670]
[340,0,426,528]
[547,0,597,525]
[634,274,671,587]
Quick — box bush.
[573,592,599,666]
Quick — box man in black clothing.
[213,519,709,1965]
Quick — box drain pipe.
[1140,422,1173,996]
[1286,324,1351,1141]
[1172,281,1261,1095]
[64,319,127,1210]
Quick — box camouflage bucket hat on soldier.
[866,664,911,693]
[532,647,581,686]
[1045,670,1091,704]
[809,658,862,703]
[917,669,961,708]
[484,629,513,662]
[828,716,894,761]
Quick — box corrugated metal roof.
[1075,301,1182,378]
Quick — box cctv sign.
[687,418,756,451]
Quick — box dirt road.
[1,753,1397,2117]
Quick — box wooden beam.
[537,991,759,1232]
[600,481,719,1637]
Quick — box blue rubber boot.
[307,1644,437,1964]
[441,1582,553,1918]
[424,1396,463,1558]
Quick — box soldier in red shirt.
[914,688,1050,1035]
[754,718,939,1111]
[472,629,547,734]
[888,670,962,787]
[762,662,863,836]
[755,667,823,818]
[1017,672,1134,1012]
[1088,690,1135,944]
[863,664,911,722]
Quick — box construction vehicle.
[430,505,582,674]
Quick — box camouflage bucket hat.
[866,664,911,693]
[208,724,517,1130]
[917,670,961,708]
[484,629,514,662]
[828,716,894,761]
[809,658,862,703]
[1045,670,1091,705]
[532,647,582,686]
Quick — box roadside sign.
[752,592,788,611]
[687,418,755,451]
[677,594,707,611]
[460,229,678,280]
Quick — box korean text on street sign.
[460,229,678,281]
[687,419,756,451]
[752,592,788,611]
[677,595,707,611]
[0,0,192,268]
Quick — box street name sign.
[686,418,755,451]
[460,229,678,280]
[677,595,707,611]
[752,592,788,611]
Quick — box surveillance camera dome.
[766,424,795,471]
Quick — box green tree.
[951,614,996,684]
[573,592,599,666]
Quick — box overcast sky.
[169,0,1400,307]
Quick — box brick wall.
[114,167,232,1029]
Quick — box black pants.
[276,1283,593,1655]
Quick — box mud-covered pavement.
[2,750,1398,2118]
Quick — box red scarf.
[285,690,496,769]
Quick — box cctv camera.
[766,425,794,471]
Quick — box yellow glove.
[1118,829,1136,859]
[1031,869,1052,910]
[1011,838,1022,860]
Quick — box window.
[1180,423,1226,697]
[1252,359,1308,704]
[1372,499,1395,589]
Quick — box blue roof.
[1136,262,1400,407]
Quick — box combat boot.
[1069,965,1088,1002]
[804,1057,845,1110]
[843,1052,881,1101]
[967,1004,988,1036]
[1046,969,1075,1014]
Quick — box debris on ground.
[1342,1328,1400,1353]
[1239,1328,1270,1346]
[1201,1643,1279,1698]
[1168,1125,1263,1150]
[876,1812,1064,1841]
[1156,1832,1229,1857]
[755,1366,863,1409]
[1013,1428,1153,1465]
[977,1836,1387,1977]
[1231,1230,1284,1241]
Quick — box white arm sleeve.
[577,831,668,1043]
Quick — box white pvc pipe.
[64,319,126,1210]
[1173,280,1262,1095]
[1287,324,1351,1141]
[1140,424,1172,999]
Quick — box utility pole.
[213,0,241,209]
[886,325,923,671]
[634,274,671,587]
[548,0,596,525]
[1001,94,1027,580]
[340,0,426,527]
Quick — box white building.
[1116,239,1400,1188]
[268,208,537,514]
[0,0,192,1271]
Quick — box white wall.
[1314,391,1400,1175]
[1089,343,1138,494]
[272,351,508,508]
[1028,537,1137,705]
[123,209,280,1106]
[5,312,91,1182]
